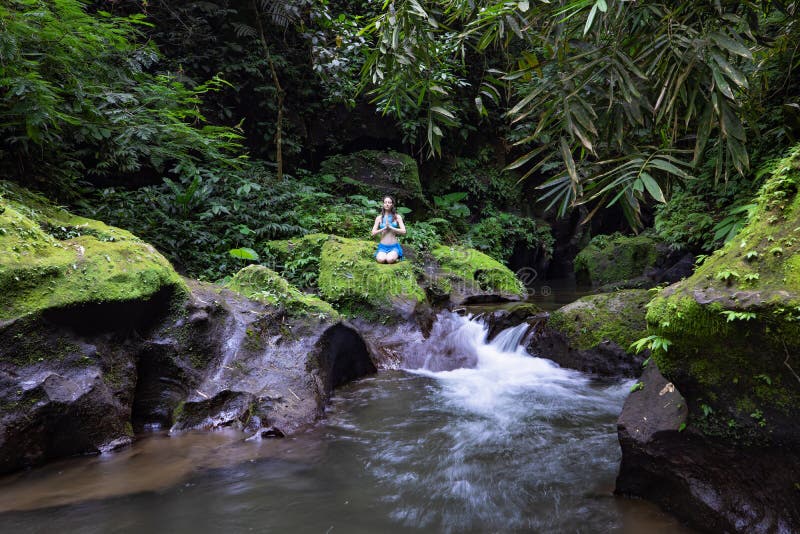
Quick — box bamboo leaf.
[584,3,599,35]
[710,51,749,90]
[710,32,753,60]
[560,137,579,187]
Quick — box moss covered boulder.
[0,182,188,473]
[527,289,650,376]
[0,181,185,320]
[225,264,338,320]
[319,150,424,203]
[431,245,525,304]
[617,146,800,533]
[647,147,800,443]
[574,232,658,287]
[318,236,425,321]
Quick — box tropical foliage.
[0,0,244,193]
[355,0,800,227]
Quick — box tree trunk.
[252,0,284,180]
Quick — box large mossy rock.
[0,181,185,320]
[0,185,376,475]
[225,264,338,320]
[647,148,800,443]
[618,146,800,533]
[574,232,658,287]
[169,281,376,436]
[527,289,650,376]
[430,245,525,304]
[0,183,188,473]
[318,236,425,321]
[319,150,424,203]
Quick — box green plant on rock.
[630,335,672,356]
[403,221,441,255]
[715,269,740,284]
[720,310,757,322]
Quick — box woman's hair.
[380,195,398,217]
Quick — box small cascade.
[402,312,533,372]
[488,321,531,353]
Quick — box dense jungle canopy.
[1,0,799,280]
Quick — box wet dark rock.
[616,364,800,533]
[525,290,650,378]
[528,330,646,377]
[259,426,285,439]
[470,303,545,342]
[168,282,377,436]
[0,279,379,475]
[0,317,139,474]
[310,323,377,396]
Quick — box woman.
[371,195,406,263]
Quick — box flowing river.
[0,314,692,533]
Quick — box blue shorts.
[375,242,404,259]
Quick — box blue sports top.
[379,214,399,229]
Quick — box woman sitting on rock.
[371,195,406,263]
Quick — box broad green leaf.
[720,101,746,141]
[560,137,579,188]
[229,248,260,261]
[648,158,688,179]
[640,172,666,203]
[711,65,735,100]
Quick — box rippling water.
[0,315,692,533]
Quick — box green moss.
[0,181,186,321]
[225,265,338,319]
[431,245,524,296]
[172,401,185,422]
[548,289,651,351]
[574,232,658,286]
[646,145,800,442]
[318,236,425,318]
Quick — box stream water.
[0,314,692,533]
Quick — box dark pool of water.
[0,364,692,533]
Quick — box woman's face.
[383,197,393,211]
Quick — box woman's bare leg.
[385,250,399,263]
[376,252,388,263]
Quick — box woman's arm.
[391,214,407,235]
[371,215,384,236]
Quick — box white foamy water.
[334,313,638,532]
